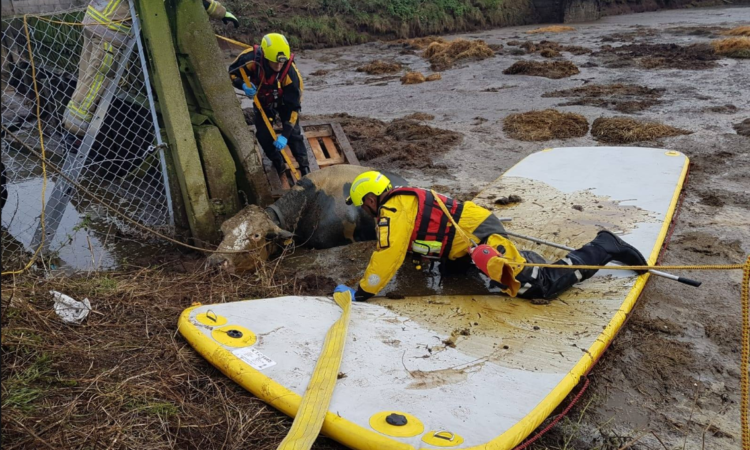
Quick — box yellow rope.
[2,15,49,276]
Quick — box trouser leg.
[516,243,612,300]
[286,122,309,174]
[254,113,284,174]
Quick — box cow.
[206,164,407,273]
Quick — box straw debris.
[527,25,576,34]
[401,72,426,84]
[591,117,691,144]
[357,60,402,74]
[503,60,579,79]
[711,37,750,59]
[423,38,495,71]
[722,26,750,37]
[503,109,589,141]
[426,73,442,81]
[542,83,664,113]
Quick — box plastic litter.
[51,290,91,324]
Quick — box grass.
[401,71,426,84]
[503,60,580,79]
[711,37,750,59]
[356,60,402,75]
[0,260,347,450]
[219,0,535,48]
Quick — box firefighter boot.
[589,230,648,273]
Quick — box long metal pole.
[129,0,174,228]
[505,230,701,287]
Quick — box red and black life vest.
[247,44,295,109]
[380,187,464,258]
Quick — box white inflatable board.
[179,147,689,449]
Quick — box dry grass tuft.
[423,38,495,71]
[401,71,426,84]
[540,48,561,58]
[400,36,447,49]
[356,60,402,75]
[527,25,576,34]
[711,37,750,59]
[591,117,691,144]
[722,26,750,37]
[503,60,580,79]
[425,73,442,81]
[503,109,589,141]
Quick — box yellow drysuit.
[357,193,526,299]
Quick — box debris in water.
[722,26,750,37]
[337,372,347,379]
[572,205,584,212]
[399,36,446,50]
[542,83,664,113]
[401,72,426,84]
[711,37,750,59]
[591,117,691,144]
[733,119,750,137]
[540,48,560,58]
[503,60,580,79]
[357,60,402,75]
[423,38,495,71]
[503,109,589,141]
[527,25,576,34]
[403,112,435,121]
[593,43,719,70]
[309,69,330,76]
[386,292,406,300]
[425,73,442,81]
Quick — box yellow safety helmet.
[260,33,291,63]
[346,171,392,206]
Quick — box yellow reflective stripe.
[80,70,105,111]
[276,291,352,450]
[292,63,304,92]
[103,0,122,16]
[206,0,219,14]
[67,101,93,121]
[86,5,131,33]
[289,111,298,126]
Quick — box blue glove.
[242,82,256,98]
[273,135,288,151]
[334,284,358,300]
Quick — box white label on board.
[232,347,276,371]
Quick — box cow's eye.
[253,233,261,240]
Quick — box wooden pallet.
[250,120,360,197]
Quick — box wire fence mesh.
[1,1,174,273]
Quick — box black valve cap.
[385,413,408,426]
[227,329,243,338]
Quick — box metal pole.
[129,0,174,228]
[505,230,701,287]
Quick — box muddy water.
[280,7,750,450]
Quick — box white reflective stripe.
[574,270,583,281]
[518,283,532,295]
[531,266,539,279]
[562,257,573,265]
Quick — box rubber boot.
[299,166,311,176]
[588,230,648,273]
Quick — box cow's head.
[205,205,294,273]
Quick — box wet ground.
[272,7,750,449]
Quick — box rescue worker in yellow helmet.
[228,33,309,177]
[63,0,238,138]
[334,171,648,302]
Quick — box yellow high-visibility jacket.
[357,193,525,299]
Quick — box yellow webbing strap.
[239,67,300,181]
[276,290,352,450]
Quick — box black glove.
[223,11,239,28]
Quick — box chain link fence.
[1,1,174,273]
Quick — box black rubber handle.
[678,277,702,287]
